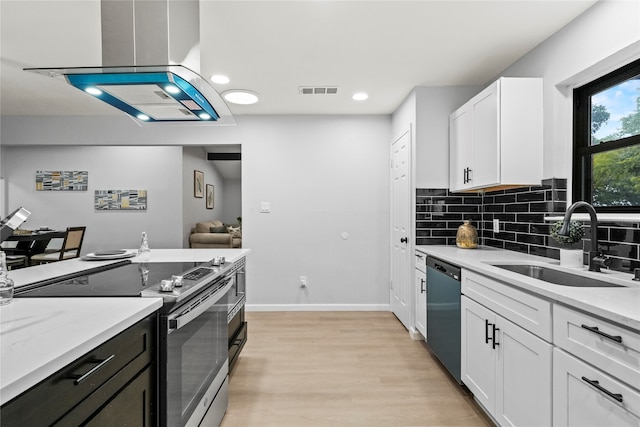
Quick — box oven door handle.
[168,278,233,332]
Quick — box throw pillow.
[227,226,242,238]
[210,226,228,233]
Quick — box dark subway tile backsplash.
[415,178,640,274]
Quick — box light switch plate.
[260,202,271,213]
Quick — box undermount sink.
[493,264,625,288]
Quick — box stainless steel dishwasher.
[426,256,462,383]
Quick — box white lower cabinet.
[553,347,640,426]
[462,295,552,426]
[552,304,640,427]
[415,267,426,337]
[415,250,427,338]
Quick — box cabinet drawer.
[554,347,640,426]
[462,269,552,341]
[554,304,640,388]
[1,313,156,426]
[415,250,426,272]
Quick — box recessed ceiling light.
[137,114,150,121]
[199,113,211,120]
[210,75,230,84]
[352,92,368,101]
[223,90,260,105]
[85,87,102,96]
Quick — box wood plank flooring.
[217,311,493,427]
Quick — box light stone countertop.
[415,245,640,332]
[9,248,251,288]
[0,248,250,406]
[0,297,162,405]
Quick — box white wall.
[182,146,227,247]
[495,0,640,183]
[238,115,391,309]
[2,114,391,309]
[3,145,183,254]
[222,179,242,226]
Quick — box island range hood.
[25,0,235,125]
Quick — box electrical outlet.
[493,219,500,233]
[299,276,307,288]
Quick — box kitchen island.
[0,248,250,407]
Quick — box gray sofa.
[189,220,242,248]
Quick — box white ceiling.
[1,0,599,118]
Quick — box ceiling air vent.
[299,86,339,95]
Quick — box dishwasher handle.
[426,257,461,281]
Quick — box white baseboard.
[246,303,390,312]
[408,328,425,341]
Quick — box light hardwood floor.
[218,311,494,427]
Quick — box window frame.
[572,58,640,213]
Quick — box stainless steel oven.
[160,271,233,427]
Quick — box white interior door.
[391,130,411,330]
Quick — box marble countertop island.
[0,248,250,405]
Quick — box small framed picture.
[206,184,214,209]
[194,170,204,198]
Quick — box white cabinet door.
[463,295,552,426]
[449,104,472,191]
[449,77,542,192]
[415,268,426,338]
[496,316,552,427]
[553,348,640,427]
[461,296,496,412]
[470,81,499,188]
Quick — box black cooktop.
[15,261,201,298]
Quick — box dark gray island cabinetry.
[1,313,157,426]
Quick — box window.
[573,58,640,212]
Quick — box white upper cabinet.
[449,77,543,192]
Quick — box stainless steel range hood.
[25,0,235,125]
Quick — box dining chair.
[3,253,28,270]
[30,226,86,265]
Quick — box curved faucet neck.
[561,201,601,270]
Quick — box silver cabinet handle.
[71,354,115,385]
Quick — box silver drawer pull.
[71,354,115,385]
[581,376,623,402]
[581,324,623,343]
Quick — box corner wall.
[495,0,640,183]
[182,146,227,247]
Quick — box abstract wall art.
[94,190,147,210]
[36,170,88,191]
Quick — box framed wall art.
[194,170,204,198]
[94,190,147,210]
[36,170,88,191]
[206,184,214,209]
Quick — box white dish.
[82,250,137,260]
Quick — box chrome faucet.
[559,201,610,272]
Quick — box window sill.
[545,214,640,223]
